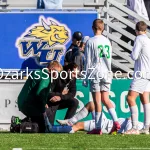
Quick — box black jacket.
[64,46,85,72]
[49,75,76,101]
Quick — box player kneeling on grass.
[17,61,62,133]
[125,21,150,135]
[83,19,120,135]
[56,101,144,134]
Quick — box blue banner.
[0,10,97,69]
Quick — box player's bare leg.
[57,102,95,126]
[87,92,102,135]
[85,101,95,119]
[101,91,120,134]
[125,90,139,135]
[139,92,150,134]
[72,122,85,132]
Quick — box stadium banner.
[0,79,144,130]
[0,10,97,69]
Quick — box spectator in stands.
[120,0,149,50]
[64,31,83,66]
[18,61,62,133]
[127,0,149,22]
[64,31,83,68]
[46,63,79,125]
[64,32,85,73]
[79,36,90,53]
[37,0,63,9]
[144,0,150,20]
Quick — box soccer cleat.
[109,121,121,134]
[56,119,73,126]
[124,128,139,135]
[139,128,149,135]
[87,129,102,135]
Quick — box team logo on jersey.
[15,16,71,64]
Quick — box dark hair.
[136,21,147,32]
[72,31,83,41]
[63,63,78,71]
[92,19,104,31]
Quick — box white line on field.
[18,148,150,150]
[88,147,150,150]
[26,148,68,150]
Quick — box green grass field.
[1,132,150,150]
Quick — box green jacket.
[18,69,51,116]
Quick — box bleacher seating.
[0,0,125,9]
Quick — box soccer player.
[82,19,120,135]
[56,102,144,134]
[125,21,150,135]
[18,61,62,133]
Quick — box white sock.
[69,107,88,124]
[130,105,138,129]
[143,103,150,129]
[108,108,118,122]
[91,111,95,119]
[95,112,102,129]
[69,128,75,134]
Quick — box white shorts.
[90,80,110,92]
[130,78,150,94]
[83,118,143,133]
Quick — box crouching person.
[46,63,79,125]
[17,61,62,133]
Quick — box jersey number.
[98,45,110,59]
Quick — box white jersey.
[84,113,143,134]
[131,34,150,79]
[84,35,112,83]
[127,0,149,22]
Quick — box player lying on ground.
[56,102,143,134]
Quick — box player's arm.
[131,37,142,60]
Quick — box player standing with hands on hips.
[125,21,150,135]
[83,19,120,135]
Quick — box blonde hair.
[47,60,63,71]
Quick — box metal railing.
[102,0,150,73]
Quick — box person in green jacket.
[18,61,62,133]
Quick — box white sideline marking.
[88,147,150,150]
[12,148,22,150]
[25,148,67,150]
[25,148,150,150]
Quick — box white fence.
[102,0,150,73]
